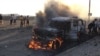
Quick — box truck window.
[73,20,78,27]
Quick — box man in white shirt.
[12,14,17,24]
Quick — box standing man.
[26,16,29,26]
[10,14,13,25]
[19,15,24,28]
[12,14,17,25]
[93,19,98,34]
[0,14,3,24]
[23,16,26,27]
[97,19,100,34]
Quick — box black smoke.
[36,0,77,26]
[44,0,77,20]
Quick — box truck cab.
[47,17,85,40]
[28,17,86,50]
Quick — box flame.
[29,39,41,50]
[28,36,63,50]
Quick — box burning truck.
[28,17,86,50]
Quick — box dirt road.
[0,18,56,56]
[0,27,55,56]
[56,36,100,56]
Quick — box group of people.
[19,16,29,27]
[10,14,29,27]
[88,19,100,35]
[10,14,17,25]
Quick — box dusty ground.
[56,36,100,56]
[1,20,99,56]
[0,20,55,56]
[0,27,55,56]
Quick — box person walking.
[20,16,24,28]
[12,14,17,25]
[26,16,29,26]
[23,16,26,27]
[0,14,3,24]
[88,21,94,34]
[10,14,13,25]
[97,19,100,34]
[93,19,98,34]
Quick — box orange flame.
[28,36,63,50]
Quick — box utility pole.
[88,0,91,23]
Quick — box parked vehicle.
[28,17,86,50]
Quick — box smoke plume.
[44,0,77,20]
[36,0,88,26]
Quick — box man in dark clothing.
[93,19,98,34]
[0,14,3,24]
[88,19,98,35]
[88,21,95,34]
[10,14,13,25]
[26,16,29,26]
[10,19,13,25]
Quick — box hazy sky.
[60,0,100,17]
[0,0,46,16]
[0,0,100,17]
